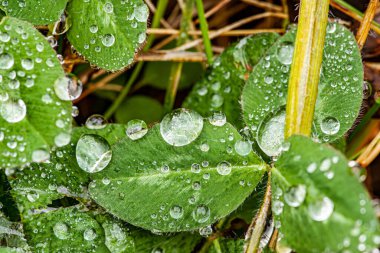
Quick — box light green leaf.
[8,124,127,215]
[0,17,71,169]
[66,0,148,71]
[241,23,363,157]
[89,111,266,232]
[183,33,279,128]
[23,207,110,252]
[0,0,68,25]
[115,95,163,124]
[132,229,201,253]
[272,135,379,252]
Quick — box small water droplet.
[320,116,340,135]
[76,134,112,173]
[53,222,69,239]
[169,205,183,219]
[208,111,226,126]
[284,185,306,207]
[32,149,50,162]
[102,34,115,47]
[277,42,294,65]
[83,228,97,241]
[0,53,14,69]
[192,205,210,223]
[126,119,148,140]
[54,75,83,101]
[217,161,231,175]
[308,196,334,221]
[85,114,107,129]
[234,140,252,156]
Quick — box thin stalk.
[195,0,214,64]
[104,0,169,119]
[356,0,379,49]
[331,0,380,35]
[163,0,195,113]
[212,239,222,253]
[285,0,329,138]
[244,172,272,253]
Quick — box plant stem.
[195,0,213,64]
[104,0,169,119]
[244,172,271,253]
[331,0,380,35]
[284,0,329,138]
[356,0,379,49]
[212,238,222,253]
[163,0,195,113]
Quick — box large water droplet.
[53,222,70,239]
[0,98,27,123]
[126,119,148,140]
[257,108,285,157]
[54,75,83,101]
[76,134,112,173]
[21,58,34,70]
[234,140,252,156]
[102,34,115,47]
[169,205,183,219]
[32,149,50,162]
[308,196,334,221]
[277,42,294,65]
[284,185,306,207]
[217,161,231,175]
[192,205,210,223]
[160,108,203,146]
[0,53,14,70]
[320,117,340,135]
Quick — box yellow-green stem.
[285,0,329,138]
[195,0,213,64]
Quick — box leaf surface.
[272,136,379,252]
[0,17,71,169]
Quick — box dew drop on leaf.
[272,200,284,215]
[0,98,27,123]
[276,42,294,65]
[53,222,70,240]
[217,161,231,175]
[76,134,112,173]
[160,108,203,146]
[169,205,184,219]
[21,58,34,70]
[320,116,340,135]
[308,197,334,222]
[284,185,307,207]
[85,114,107,129]
[54,132,71,147]
[83,228,97,241]
[192,205,210,223]
[126,119,148,140]
[54,75,83,101]
[32,149,50,162]
[208,111,226,126]
[102,34,115,47]
[199,225,213,237]
[234,140,252,156]
[0,53,14,69]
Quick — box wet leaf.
[272,135,379,252]
[0,17,71,169]
[89,110,266,232]
[0,0,68,25]
[0,212,29,251]
[66,0,148,71]
[8,124,126,215]
[183,33,279,128]
[242,23,363,157]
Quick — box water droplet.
[192,205,210,223]
[32,149,50,162]
[306,162,317,173]
[83,228,97,241]
[284,185,306,207]
[0,98,27,123]
[54,132,71,147]
[134,4,149,22]
[53,222,69,239]
[257,108,285,157]
[191,163,201,173]
[327,23,337,33]
[21,58,34,70]
[277,42,294,65]
[272,200,284,215]
[320,158,331,171]
[208,111,226,126]
[308,197,334,221]
[102,34,115,47]
[27,190,39,202]
[54,75,83,101]
[320,117,340,135]
[169,205,183,219]
[363,81,372,99]
[85,114,107,129]
[72,106,79,117]
[199,226,213,237]
[160,108,203,146]
[234,140,252,156]
[76,134,112,173]
[217,161,231,175]
[89,25,98,33]
[126,119,148,140]
[0,53,14,69]
[200,142,209,152]
[103,2,114,13]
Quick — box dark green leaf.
[272,135,379,252]
[66,0,148,71]
[0,17,71,169]
[207,239,244,253]
[242,23,363,157]
[0,0,67,25]
[183,33,279,128]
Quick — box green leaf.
[241,23,363,156]
[272,135,379,252]
[0,0,68,25]
[132,229,201,253]
[23,207,110,252]
[208,239,244,253]
[183,33,279,128]
[66,0,148,71]
[89,110,266,232]
[0,213,29,251]
[8,124,127,215]
[142,61,204,90]
[115,95,163,124]
[0,17,71,169]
